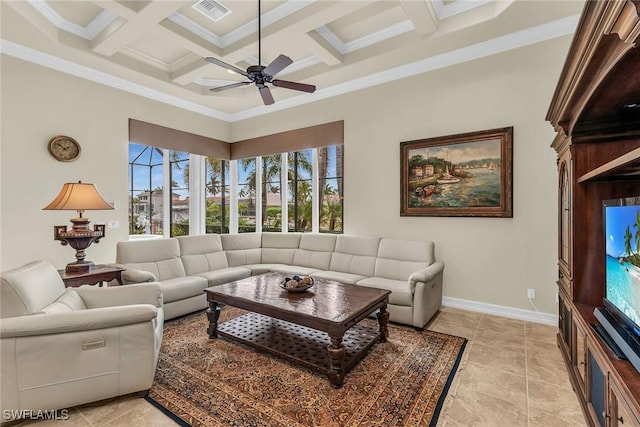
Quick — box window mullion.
[256,156,262,233]
[163,149,171,238]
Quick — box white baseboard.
[442,296,558,326]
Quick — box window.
[288,149,313,232]
[128,119,343,236]
[238,158,257,233]
[169,150,189,237]
[318,145,343,233]
[128,144,164,236]
[128,145,195,237]
[261,155,282,232]
[205,157,230,234]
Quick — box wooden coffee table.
[205,272,390,388]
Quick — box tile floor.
[4,306,587,426]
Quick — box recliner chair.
[0,260,164,416]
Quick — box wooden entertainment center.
[547,1,640,426]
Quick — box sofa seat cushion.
[311,271,367,285]
[238,264,278,275]
[356,277,413,307]
[160,276,208,304]
[269,265,321,277]
[196,267,251,287]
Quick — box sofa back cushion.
[261,233,301,264]
[0,260,67,318]
[221,233,262,266]
[292,234,336,270]
[329,235,380,277]
[177,234,229,275]
[116,238,186,280]
[374,238,434,281]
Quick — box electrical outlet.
[555,293,559,303]
[108,221,119,228]
[527,288,535,299]
[113,200,120,209]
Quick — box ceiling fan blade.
[259,86,275,105]
[272,79,316,93]
[205,57,248,77]
[262,54,293,78]
[209,81,251,92]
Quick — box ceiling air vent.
[192,0,231,22]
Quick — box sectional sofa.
[114,233,444,329]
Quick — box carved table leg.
[376,303,390,343]
[327,332,346,388]
[206,300,222,339]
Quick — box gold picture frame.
[400,127,513,217]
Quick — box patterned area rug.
[147,308,467,427]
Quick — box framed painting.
[400,127,513,217]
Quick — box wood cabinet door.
[609,380,640,427]
[558,292,572,358]
[573,317,588,399]
[557,149,572,297]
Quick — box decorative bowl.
[280,275,314,292]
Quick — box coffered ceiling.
[0,0,584,121]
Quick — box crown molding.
[0,39,233,122]
[432,0,493,20]
[317,20,415,55]
[229,14,581,122]
[0,14,579,123]
[27,0,118,40]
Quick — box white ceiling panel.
[0,0,585,120]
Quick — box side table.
[59,264,124,288]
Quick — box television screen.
[604,198,640,336]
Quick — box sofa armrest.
[0,305,158,338]
[76,282,163,309]
[409,261,445,287]
[109,263,156,284]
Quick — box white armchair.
[0,260,164,416]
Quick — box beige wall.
[0,55,229,272]
[231,36,571,315]
[1,34,570,314]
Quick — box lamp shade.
[43,181,113,211]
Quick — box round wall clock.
[48,135,81,162]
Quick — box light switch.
[108,221,119,228]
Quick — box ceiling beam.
[399,0,438,36]
[171,0,374,86]
[90,1,189,56]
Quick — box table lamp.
[43,181,114,272]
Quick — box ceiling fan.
[204,0,316,105]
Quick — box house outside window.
[128,144,164,236]
[169,150,189,237]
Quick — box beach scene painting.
[400,127,513,217]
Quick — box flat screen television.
[595,197,640,373]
